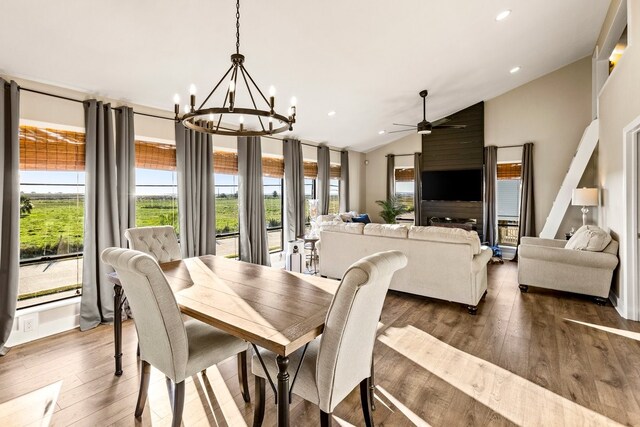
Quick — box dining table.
[111,254,338,427]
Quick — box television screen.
[422,169,483,201]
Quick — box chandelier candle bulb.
[269,117,273,133]
[183,105,190,114]
[239,115,244,132]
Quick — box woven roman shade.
[394,167,414,182]
[330,164,341,179]
[213,150,238,175]
[497,162,522,180]
[135,141,176,170]
[304,161,318,178]
[19,125,85,171]
[262,156,284,178]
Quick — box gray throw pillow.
[565,225,612,252]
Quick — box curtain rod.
[16,84,346,151]
[19,86,175,122]
[496,144,525,149]
[385,153,418,157]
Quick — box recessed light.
[328,111,336,116]
[378,130,385,135]
[496,10,511,21]
[510,66,521,74]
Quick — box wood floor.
[2,262,640,426]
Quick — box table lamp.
[572,187,598,226]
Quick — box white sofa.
[318,223,492,314]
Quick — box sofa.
[318,223,492,314]
[517,228,619,304]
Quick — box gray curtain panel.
[413,153,422,226]
[0,80,20,355]
[175,123,216,258]
[339,150,349,212]
[238,136,270,266]
[386,154,395,199]
[317,145,330,215]
[484,145,498,246]
[283,138,305,243]
[81,100,119,330]
[518,142,536,243]
[115,107,136,246]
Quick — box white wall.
[364,132,420,223]
[597,0,640,317]
[485,56,595,237]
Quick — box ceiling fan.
[389,90,467,134]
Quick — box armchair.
[517,236,619,304]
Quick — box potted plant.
[375,196,406,224]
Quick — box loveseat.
[517,226,619,304]
[318,223,492,314]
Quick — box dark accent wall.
[420,102,484,238]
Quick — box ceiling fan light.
[417,120,432,135]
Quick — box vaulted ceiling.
[0,0,610,152]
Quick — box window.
[394,167,415,211]
[304,178,316,223]
[263,176,283,252]
[497,162,521,247]
[215,173,240,258]
[19,125,85,307]
[329,178,340,214]
[135,141,179,232]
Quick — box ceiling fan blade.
[431,118,451,126]
[433,124,467,129]
[392,123,417,127]
[388,129,414,134]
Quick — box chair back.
[125,226,182,263]
[316,250,407,412]
[101,247,189,382]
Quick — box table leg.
[114,283,123,376]
[276,355,290,427]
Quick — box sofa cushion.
[408,226,481,255]
[316,214,340,226]
[565,225,612,252]
[321,223,365,234]
[363,223,408,238]
[338,212,355,222]
[351,214,371,224]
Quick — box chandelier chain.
[235,0,240,54]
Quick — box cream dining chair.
[101,247,250,427]
[124,225,251,402]
[251,250,408,427]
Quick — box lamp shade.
[572,187,598,206]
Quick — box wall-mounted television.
[422,169,483,202]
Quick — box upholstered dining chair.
[124,226,182,263]
[124,225,251,402]
[251,250,408,427]
[101,247,250,427]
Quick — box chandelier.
[173,0,296,136]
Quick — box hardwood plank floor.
[1,261,640,426]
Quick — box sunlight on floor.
[332,415,357,426]
[200,366,248,427]
[565,318,640,341]
[378,325,623,427]
[376,385,432,427]
[0,380,61,427]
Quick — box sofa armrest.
[520,237,567,248]
[472,247,492,273]
[518,244,619,270]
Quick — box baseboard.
[5,297,81,348]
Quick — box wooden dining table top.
[160,255,339,356]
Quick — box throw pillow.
[351,214,371,224]
[565,225,612,252]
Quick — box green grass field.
[20,194,283,259]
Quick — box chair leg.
[238,350,251,402]
[320,410,332,427]
[135,360,151,418]
[369,361,376,411]
[253,376,266,427]
[171,381,185,427]
[360,377,374,427]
